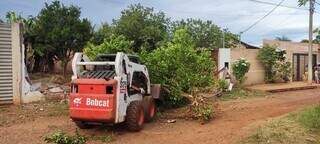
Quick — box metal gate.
[0,23,13,104]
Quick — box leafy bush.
[141,29,215,106]
[232,58,250,84]
[216,79,228,92]
[258,45,290,83]
[275,61,292,82]
[83,34,134,60]
[45,131,86,144]
[258,45,278,83]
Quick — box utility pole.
[308,0,314,84]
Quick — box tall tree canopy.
[5,11,37,71]
[91,23,112,45]
[275,36,291,41]
[112,4,170,52]
[32,1,92,76]
[171,19,238,49]
[298,0,309,6]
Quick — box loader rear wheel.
[74,121,92,129]
[143,96,156,122]
[126,101,144,131]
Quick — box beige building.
[231,42,265,85]
[214,40,320,86]
[213,42,265,85]
[263,40,319,81]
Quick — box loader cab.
[96,54,141,64]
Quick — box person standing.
[314,66,319,84]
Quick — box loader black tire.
[126,101,144,131]
[74,121,92,129]
[143,96,156,122]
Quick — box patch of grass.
[221,88,268,101]
[242,105,320,144]
[47,125,59,130]
[47,102,69,117]
[90,134,114,143]
[242,118,317,144]
[294,105,320,131]
[45,130,86,144]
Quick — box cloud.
[1,0,318,45]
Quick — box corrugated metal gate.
[0,23,13,104]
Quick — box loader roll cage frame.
[72,52,151,95]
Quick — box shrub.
[275,61,292,82]
[258,45,278,83]
[141,29,215,106]
[216,79,228,92]
[258,45,290,83]
[83,34,134,60]
[232,58,250,84]
[45,131,86,144]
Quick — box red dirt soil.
[1,89,320,144]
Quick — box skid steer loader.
[69,52,160,131]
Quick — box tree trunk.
[62,60,68,78]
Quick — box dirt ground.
[1,89,320,144]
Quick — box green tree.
[171,19,238,49]
[32,1,92,76]
[113,4,169,52]
[91,23,112,45]
[84,34,133,60]
[5,11,37,72]
[298,0,309,6]
[275,36,291,41]
[141,28,214,106]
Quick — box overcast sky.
[1,0,319,46]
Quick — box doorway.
[292,54,317,81]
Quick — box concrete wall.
[230,46,265,85]
[11,23,23,104]
[218,48,230,79]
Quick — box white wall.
[218,48,230,79]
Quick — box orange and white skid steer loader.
[69,52,160,131]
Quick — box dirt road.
[1,89,320,144]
